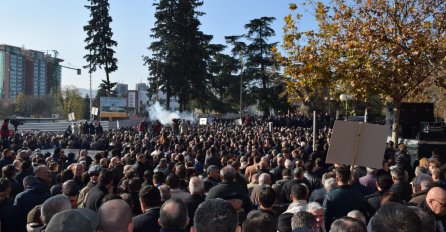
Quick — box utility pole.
[240,50,244,123]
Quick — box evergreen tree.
[244,17,279,115]
[145,0,211,112]
[84,0,118,96]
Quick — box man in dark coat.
[389,167,413,203]
[203,165,220,193]
[323,166,364,231]
[0,178,16,232]
[133,153,148,180]
[183,177,205,229]
[206,166,253,214]
[14,176,50,232]
[85,169,114,211]
[0,149,15,171]
[133,185,162,232]
[282,167,311,203]
[364,173,392,218]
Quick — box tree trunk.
[391,101,401,144]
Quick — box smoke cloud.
[148,102,196,125]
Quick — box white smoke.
[148,102,196,125]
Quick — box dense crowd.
[0,113,443,232]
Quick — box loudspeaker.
[400,103,434,139]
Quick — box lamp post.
[340,93,349,119]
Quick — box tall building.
[0,44,61,104]
[115,83,128,97]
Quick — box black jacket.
[364,191,383,219]
[13,181,50,232]
[84,184,109,212]
[184,194,205,228]
[206,180,253,213]
[133,207,161,232]
[389,182,412,203]
[0,197,16,232]
[323,185,365,230]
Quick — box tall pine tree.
[84,0,118,96]
[145,0,212,112]
[244,17,278,115]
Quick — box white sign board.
[199,118,207,125]
[235,119,242,125]
[326,120,387,169]
[68,113,75,122]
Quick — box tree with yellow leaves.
[274,0,446,142]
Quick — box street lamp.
[340,93,349,118]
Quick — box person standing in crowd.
[184,176,205,229]
[133,185,162,232]
[419,187,446,231]
[323,166,364,230]
[193,199,240,232]
[158,198,189,232]
[85,169,114,211]
[0,119,10,150]
[97,199,133,232]
[14,176,50,232]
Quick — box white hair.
[188,176,204,194]
[258,173,271,185]
[305,202,323,211]
[284,159,292,169]
[324,177,337,193]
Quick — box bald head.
[98,199,132,232]
[426,187,446,216]
[110,157,120,166]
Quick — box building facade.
[0,44,61,104]
[115,83,128,97]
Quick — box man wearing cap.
[133,186,162,232]
[78,165,101,207]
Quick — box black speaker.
[400,103,434,138]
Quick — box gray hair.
[305,202,323,212]
[258,173,271,185]
[413,174,433,190]
[220,166,236,181]
[23,175,38,188]
[415,166,428,176]
[284,159,292,169]
[41,194,72,224]
[189,176,204,194]
[347,210,366,224]
[324,177,337,193]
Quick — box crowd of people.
[0,113,444,232]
